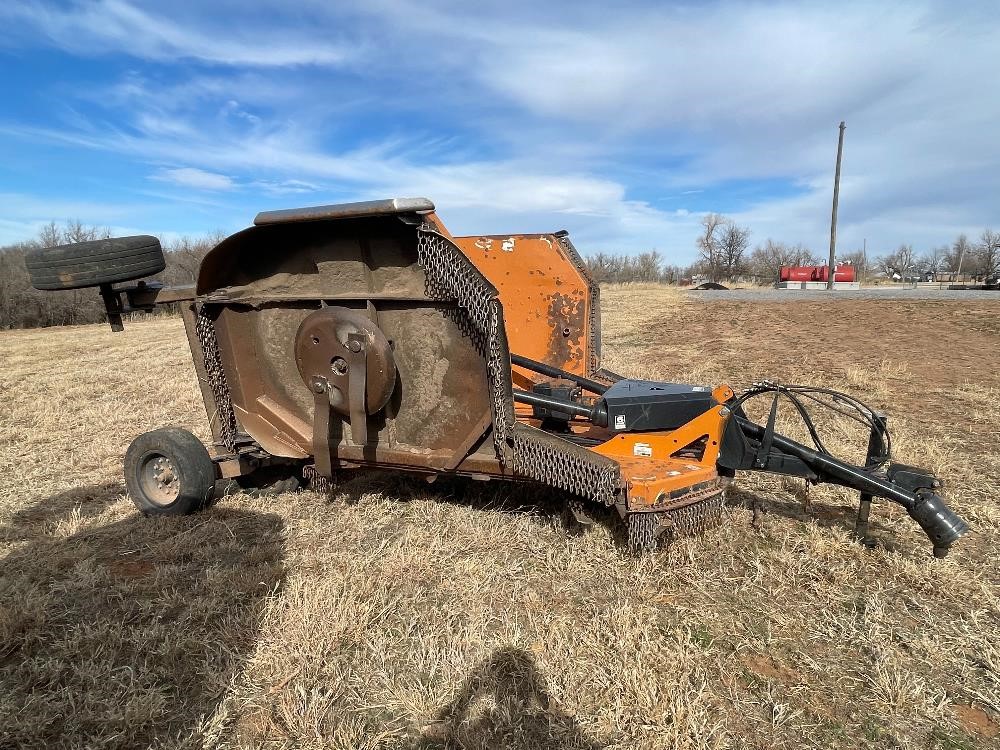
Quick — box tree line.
[2,216,998,329]
[873,230,1000,282]
[584,214,1000,285]
[0,222,219,329]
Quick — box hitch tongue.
[907,492,969,558]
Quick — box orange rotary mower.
[25,198,968,555]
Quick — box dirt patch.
[105,557,155,579]
[602,294,1000,464]
[649,299,1000,416]
[740,653,803,686]
[953,704,1000,739]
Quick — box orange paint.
[592,404,730,508]
[452,234,594,391]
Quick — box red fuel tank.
[780,265,855,282]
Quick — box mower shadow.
[325,470,624,545]
[0,483,285,749]
[412,647,603,749]
[726,484,899,547]
[327,471,907,554]
[1,481,122,542]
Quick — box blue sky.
[1,1,998,263]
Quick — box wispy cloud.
[249,179,322,196]
[1,1,998,259]
[151,167,235,191]
[1,0,356,67]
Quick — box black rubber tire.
[125,427,216,516]
[25,235,165,291]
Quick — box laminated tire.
[25,235,165,291]
[125,427,216,516]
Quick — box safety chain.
[510,424,620,506]
[665,490,726,539]
[415,226,621,505]
[302,464,334,494]
[416,227,513,463]
[194,305,239,451]
[627,490,726,552]
[627,511,662,553]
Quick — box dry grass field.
[1,287,998,749]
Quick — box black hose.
[732,381,890,467]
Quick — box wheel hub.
[140,454,180,505]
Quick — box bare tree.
[790,243,820,266]
[749,239,786,283]
[876,244,919,281]
[874,252,894,278]
[949,233,974,279]
[162,233,224,286]
[62,220,110,244]
[696,213,726,282]
[633,250,662,283]
[695,214,749,282]
[715,222,751,281]
[897,244,918,279]
[919,245,949,279]
[38,222,62,248]
[661,264,683,284]
[748,240,821,282]
[978,228,1000,281]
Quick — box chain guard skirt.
[416,227,623,507]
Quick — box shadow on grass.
[325,469,623,542]
[0,484,284,749]
[2,482,122,543]
[413,647,603,750]
[726,484,904,549]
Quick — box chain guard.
[195,305,239,452]
[417,226,622,506]
[626,489,727,553]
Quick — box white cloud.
[151,167,235,191]
[1,0,353,66]
[249,179,322,195]
[2,1,999,261]
[351,1,1000,254]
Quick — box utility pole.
[862,237,867,284]
[827,121,846,290]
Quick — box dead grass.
[1,291,998,749]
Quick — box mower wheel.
[25,235,165,291]
[125,427,216,516]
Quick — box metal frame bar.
[510,353,609,395]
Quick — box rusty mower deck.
[25,198,969,556]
